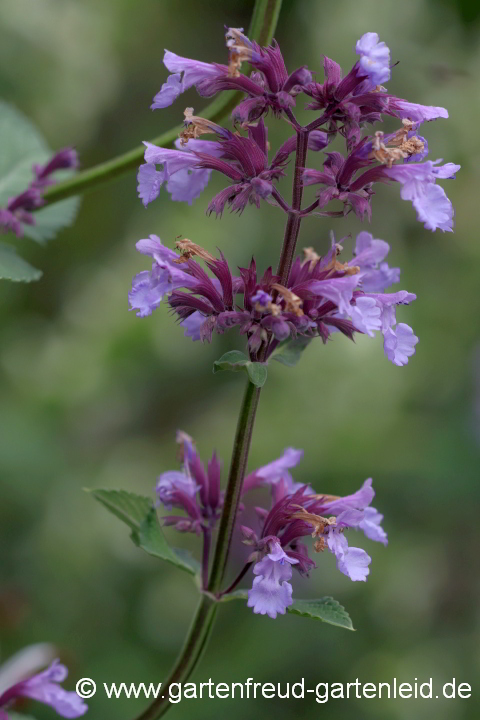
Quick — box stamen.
[225,28,252,77]
[173,239,217,264]
[369,120,425,167]
[179,108,221,146]
[302,246,321,270]
[292,510,336,551]
[271,283,304,316]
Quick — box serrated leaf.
[219,592,354,629]
[271,337,312,367]
[288,597,354,630]
[213,350,249,374]
[0,100,80,247]
[0,242,42,282]
[134,509,200,576]
[246,361,267,387]
[87,488,153,531]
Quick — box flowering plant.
[0,3,460,720]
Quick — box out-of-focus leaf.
[0,242,42,282]
[213,351,267,387]
[271,337,312,367]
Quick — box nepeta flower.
[0,658,87,718]
[151,51,226,109]
[241,474,387,616]
[155,431,223,533]
[242,447,306,499]
[247,540,298,618]
[355,32,391,86]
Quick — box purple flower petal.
[137,163,165,207]
[151,72,184,109]
[355,32,391,86]
[181,311,204,341]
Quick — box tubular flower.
[241,474,387,617]
[0,658,87,719]
[139,117,288,214]
[130,234,418,366]
[155,431,223,533]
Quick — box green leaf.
[213,350,250,373]
[133,509,200,576]
[88,489,200,576]
[8,714,38,720]
[220,592,354,629]
[0,242,42,282]
[246,361,267,387]
[271,337,312,367]
[213,351,267,388]
[0,100,80,257]
[87,488,153,531]
[288,597,354,630]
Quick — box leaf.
[133,509,200,576]
[86,488,153,531]
[213,351,267,388]
[0,242,42,282]
[246,361,267,387]
[220,592,354,629]
[288,597,354,630]
[0,100,80,251]
[87,489,200,576]
[213,350,249,373]
[271,337,312,367]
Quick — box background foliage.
[0,0,479,718]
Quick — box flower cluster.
[138,28,459,231]
[130,231,418,366]
[154,434,387,620]
[0,148,78,237]
[0,655,87,719]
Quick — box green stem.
[41,0,283,208]
[134,594,217,720]
[208,380,261,593]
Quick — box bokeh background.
[1,0,479,718]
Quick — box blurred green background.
[0,0,479,718]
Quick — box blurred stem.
[41,0,283,208]
[134,594,218,720]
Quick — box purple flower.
[242,447,305,496]
[128,235,198,317]
[0,659,87,718]
[384,160,460,232]
[350,231,400,292]
[355,32,391,86]
[251,289,273,308]
[386,97,448,124]
[181,311,204,341]
[154,431,224,533]
[151,51,225,109]
[247,540,298,618]
[383,323,419,366]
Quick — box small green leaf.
[246,361,267,387]
[0,242,42,282]
[220,592,354,629]
[87,488,153,531]
[8,714,38,720]
[134,509,200,576]
[271,337,312,367]
[288,597,354,630]
[213,350,249,374]
[213,351,267,388]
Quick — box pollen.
[370,121,425,167]
[271,284,304,316]
[179,108,219,146]
[173,239,217,264]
